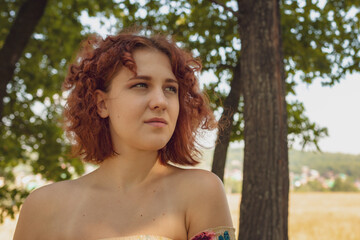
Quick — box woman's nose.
[149,88,167,111]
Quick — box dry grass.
[227,193,360,240]
[1,193,360,239]
[288,193,360,240]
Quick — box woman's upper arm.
[185,170,234,239]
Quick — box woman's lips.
[144,117,167,127]
[145,122,167,127]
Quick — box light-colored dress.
[98,226,235,240]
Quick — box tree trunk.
[211,61,242,182]
[0,0,48,122]
[237,0,289,239]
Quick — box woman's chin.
[138,142,168,152]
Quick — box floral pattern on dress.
[190,230,232,240]
[190,231,216,240]
[218,231,230,240]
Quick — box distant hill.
[198,147,360,178]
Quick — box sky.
[289,73,360,155]
[199,72,360,156]
[80,13,360,156]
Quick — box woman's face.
[97,48,180,153]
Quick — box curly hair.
[62,31,217,166]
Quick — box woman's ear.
[95,90,109,118]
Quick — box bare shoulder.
[13,180,75,240]
[23,180,74,211]
[173,168,234,239]
[169,167,225,196]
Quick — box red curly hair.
[62,31,217,166]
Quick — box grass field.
[228,193,360,240]
[288,193,360,240]
[1,193,360,239]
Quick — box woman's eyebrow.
[128,75,151,81]
[129,75,178,84]
[165,78,178,84]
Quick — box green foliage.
[293,180,328,192]
[1,0,359,223]
[0,184,29,223]
[202,148,360,180]
[0,0,124,223]
[287,100,328,150]
[289,150,360,178]
[281,0,360,85]
[331,177,359,192]
[116,0,359,145]
[224,178,242,194]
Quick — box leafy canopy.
[1,0,359,222]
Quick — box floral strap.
[190,226,235,240]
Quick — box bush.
[331,177,359,192]
[294,180,328,192]
[224,178,242,194]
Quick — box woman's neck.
[89,149,167,193]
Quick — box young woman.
[13,32,235,240]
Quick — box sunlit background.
[1,1,359,240]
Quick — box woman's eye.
[131,83,147,89]
[165,86,178,93]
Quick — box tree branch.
[209,0,240,18]
[0,0,48,122]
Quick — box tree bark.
[237,0,289,239]
[0,0,48,122]
[211,61,242,181]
